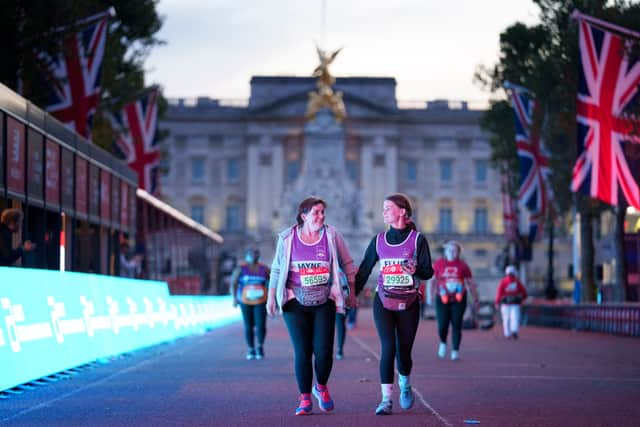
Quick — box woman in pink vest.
[266,197,357,416]
[430,241,480,361]
[355,194,433,415]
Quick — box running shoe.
[295,394,312,416]
[399,386,414,410]
[312,384,334,412]
[451,350,460,361]
[375,399,393,415]
[336,349,344,360]
[255,346,264,360]
[246,348,256,360]
[437,342,446,358]
[512,332,518,340]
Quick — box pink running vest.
[376,230,419,311]
[286,228,331,306]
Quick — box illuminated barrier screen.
[0,267,241,392]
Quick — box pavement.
[1,307,639,427]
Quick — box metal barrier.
[523,303,640,337]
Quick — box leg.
[239,303,255,349]
[450,296,467,351]
[394,300,420,376]
[435,298,451,344]
[510,305,521,335]
[373,293,396,384]
[255,303,267,346]
[313,300,336,386]
[335,312,346,355]
[500,304,511,337]
[283,300,314,393]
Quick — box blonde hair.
[1,209,23,226]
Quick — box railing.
[523,303,640,337]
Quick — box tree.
[476,0,640,302]
[0,1,165,151]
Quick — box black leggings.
[435,295,467,350]
[283,299,336,393]
[373,293,420,384]
[239,303,266,349]
[335,312,347,352]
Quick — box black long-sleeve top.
[355,227,433,295]
[0,224,23,267]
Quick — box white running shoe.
[451,350,460,361]
[437,343,446,358]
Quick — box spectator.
[119,241,142,278]
[0,208,35,267]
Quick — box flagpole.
[571,9,640,40]
[49,7,116,34]
[572,193,582,304]
[503,80,532,95]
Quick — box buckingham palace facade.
[158,76,563,294]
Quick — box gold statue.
[306,46,347,122]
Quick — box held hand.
[346,294,358,309]
[22,241,36,251]
[402,259,417,275]
[267,298,278,317]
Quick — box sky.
[145,0,541,107]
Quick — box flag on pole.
[506,82,553,242]
[112,88,161,194]
[39,13,109,139]
[501,167,519,242]
[571,14,640,208]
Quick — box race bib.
[241,284,267,305]
[382,264,413,288]
[298,264,330,287]
[445,280,462,293]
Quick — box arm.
[229,266,242,306]
[414,234,434,280]
[267,235,285,316]
[464,264,480,304]
[495,279,505,306]
[334,231,357,297]
[355,236,378,295]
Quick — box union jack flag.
[571,19,640,208]
[40,16,108,139]
[112,89,161,194]
[507,85,553,241]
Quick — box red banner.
[89,163,100,219]
[45,139,60,206]
[100,169,110,222]
[120,182,129,229]
[61,148,74,211]
[75,157,88,215]
[6,117,25,196]
[27,129,44,202]
[111,177,120,227]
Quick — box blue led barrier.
[0,267,241,391]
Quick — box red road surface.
[1,307,639,426]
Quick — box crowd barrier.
[0,267,241,392]
[523,303,640,337]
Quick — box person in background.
[119,241,142,278]
[267,197,357,416]
[0,209,35,267]
[355,194,433,416]
[430,240,479,361]
[495,265,528,340]
[230,248,270,360]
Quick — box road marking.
[415,373,640,382]
[352,335,453,427]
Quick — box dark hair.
[1,209,23,226]
[385,193,416,231]
[296,197,327,225]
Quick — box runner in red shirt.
[429,241,479,361]
[495,265,528,340]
